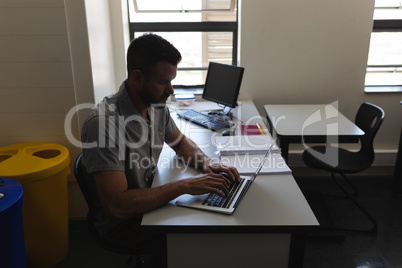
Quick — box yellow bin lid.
[0,142,70,183]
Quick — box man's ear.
[129,69,144,87]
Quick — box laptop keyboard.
[202,178,245,208]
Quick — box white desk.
[142,101,319,268]
[263,104,364,161]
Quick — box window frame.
[133,0,235,13]
[365,13,402,92]
[128,2,239,90]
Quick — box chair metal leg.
[305,191,336,227]
[339,173,358,198]
[307,194,347,243]
[330,172,377,233]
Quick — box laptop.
[175,140,277,215]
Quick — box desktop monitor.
[202,62,244,115]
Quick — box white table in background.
[263,104,364,162]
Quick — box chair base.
[330,172,377,233]
[303,172,377,234]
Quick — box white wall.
[0,0,85,217]
[84,0,116,102]
[0,0,76,149]
[63,0,129,217]
[240,0,401,153]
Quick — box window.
[128,0,239,92]
[365,0,402,91]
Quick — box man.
[81,33,240,252]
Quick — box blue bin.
[0,177,26,268]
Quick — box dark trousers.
[104,218,167,267]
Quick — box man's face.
[138,61,177,106]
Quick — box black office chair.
[74,153,150,266]
[302,102,385,233]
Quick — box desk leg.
[265,115,290,162]
[266,116,274,135]
[288,233,305,268]
[392,124,402,194]
[279,138,290,163]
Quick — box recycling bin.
[0,143,70,268]
[0,177,26,268]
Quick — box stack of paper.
[215,135,281,155]
[220,153,291,175]
[215,135,291,175]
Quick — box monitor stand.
[221,106,232,116]
[208,106,233,119]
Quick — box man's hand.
[182,173,232,197]
[166,128,241,183]
[202,160,241,183]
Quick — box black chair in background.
[74,153,150,267]
[302,102,385,233]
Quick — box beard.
[138,85,170,106]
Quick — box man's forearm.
[120,180,187,216]
[172,136,212,170]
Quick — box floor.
[299,175,402,268]
[53,175,402,268]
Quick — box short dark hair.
[127,33,182,76]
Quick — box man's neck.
[125,80,149,118]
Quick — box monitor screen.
[202,62,244,109]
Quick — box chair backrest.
[74,153,120,252]
[355,102,385,160]
[74,153,97,215]
[74,154,99,234]
[74,153,134,253]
